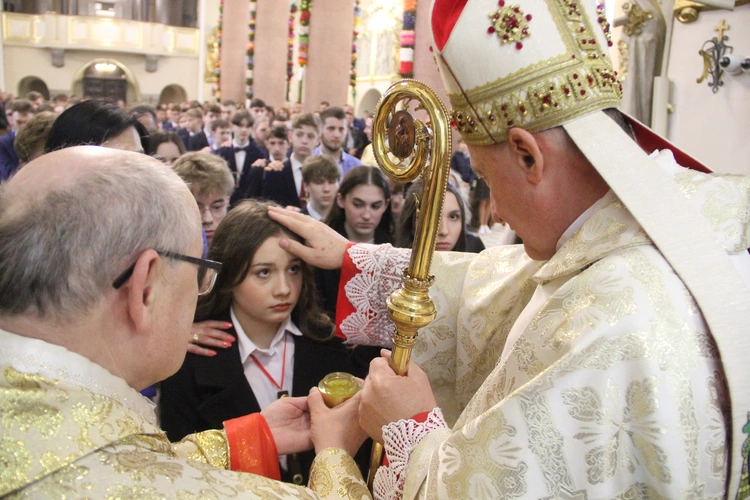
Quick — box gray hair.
[0,153,200,320]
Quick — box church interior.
[0,0,747,175]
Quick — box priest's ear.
[124,249,160,335]
[507,127,544,185]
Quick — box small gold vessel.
[318,372,361,408]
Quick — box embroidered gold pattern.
[563,378,670,484]
[487,4,532,50]
[443,410,529,498]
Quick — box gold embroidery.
[519,389,575,494]
[185,429,229,469]
[1,367,67,438]
[612,482,669,499]
[0,436,32,494]
[563,377,670,484]
[442,409,529,498]
[102,449,183,483]
[705,371,729,477]
[534,263,637,352]
[106,484,164,500]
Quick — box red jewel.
[581,39,586,44]
[516,42,523,50]
[507,120,513,126]
[526,14,532,21]
[573,73,578,79]
[488,26,496,34]
[501,104,507,111]
[521,28,528,35]
[607,41,613,47]
[488,114,495,122]
[580,90,586,96]
[519,105,526,113]
[514,7,519,13]
[571,54,576,59]
[498,0,505,6]
[503,34,509,40]
[563,88,571,95]
[590,39,595,44]
[450,120,457,128]
[429,46,433,52]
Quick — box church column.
[219,0,250,103]
[303,0,355,110]
[253,0,288,106]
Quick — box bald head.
[0,146,201,320]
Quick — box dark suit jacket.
[176,128,190,148]
[187,130,210,151]
[159,311,371,484]
[217,143,266,203]
[252,159,301,208]
[0,131,19,181]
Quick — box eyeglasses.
[112,250,222,296]
[197,201,229,218]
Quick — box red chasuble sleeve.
[224,413,281,480]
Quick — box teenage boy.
[248,113,320,208]
[208,119,231,153]
[187,104,220,151]
[300,155,340,221]
[171,151,234,246]
[312,106,362,177]
[218,110,265,202]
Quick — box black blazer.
[216,143,266,203]
[254,159,302,208]
[159,311,371,483]
[187,130,210,151]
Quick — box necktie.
[299,182,307,210]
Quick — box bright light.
[94,62,117,72]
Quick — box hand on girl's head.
[267,206,349,270]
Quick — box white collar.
[231,306,303,363]
[306,203,324,221]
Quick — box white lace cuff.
[373,407,447,500]
[339,244,411,346]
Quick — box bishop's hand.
[268,205,350,270]
[359,349,437,443]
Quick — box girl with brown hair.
[160,199,367,485]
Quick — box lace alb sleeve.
[373,408,448,500]
[339,243,411,346]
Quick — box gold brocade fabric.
[341,153,750,499]
[0,331,369,499]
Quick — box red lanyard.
[249,332,287,391]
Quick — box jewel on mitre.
[487,3,531,50]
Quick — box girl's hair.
[45,99,145,152]
[396,179,468,252]
[146,131,186,157]
[324,165,393,242]
[196,199,333,340]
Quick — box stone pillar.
[253,0,288,106]
[219,0,250,103]
[303,0,355,111]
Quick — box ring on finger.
[192,333,200,344]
